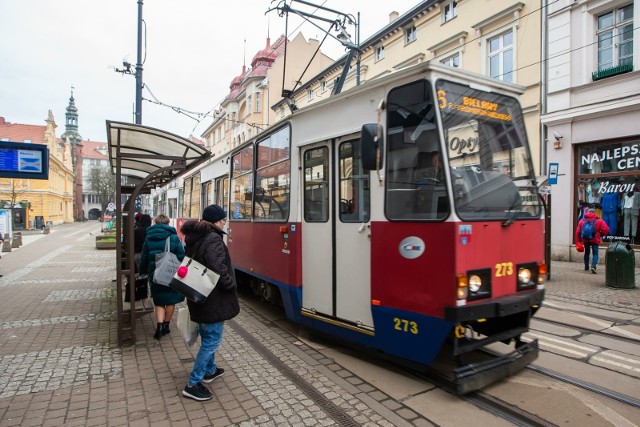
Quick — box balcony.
[592,63,633,81]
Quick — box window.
[488,30,514,82]
[255,92,261,113]
[375,45,385,61]
[304,147,329,222]
[254,126,290,221]
[443,1,457,23]
[307,89,315,101]
[597,4,634,72]
[441,52,460,68]
[339,141,370,222]
[576,138,640,243]
[230,145,254,220]
[247,95,252,114]
[385,80,449,221]
[215,175,229,213]
[321,80,328,93]
[405,26,416,44]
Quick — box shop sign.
[581,143,640,171]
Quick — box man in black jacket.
[180,205,240,401]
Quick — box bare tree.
[88,166,116,221]
[0,179,27,208]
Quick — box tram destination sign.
[0,141,49,180]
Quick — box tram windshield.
[436,79,542,221]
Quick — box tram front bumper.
[454,339,538,394]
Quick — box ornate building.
[0,112,75,228]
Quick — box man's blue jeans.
[584,243,599,268]
[188,321,224,386]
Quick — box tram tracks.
[532,315,640,346]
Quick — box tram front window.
[385,80,450,220]
[436,79,542,221]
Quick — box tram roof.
[106,121,210,194]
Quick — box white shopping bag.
[176,304,198,347]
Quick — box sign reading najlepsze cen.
[0,141,49,180]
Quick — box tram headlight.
[464,268,491,301]
[516,262,538,290]
[468,275,482,293]
[518,268,531,284]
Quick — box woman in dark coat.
[179,204,239,402]
[140,214,186,339]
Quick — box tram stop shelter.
[106,121,210,346]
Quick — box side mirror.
[361,123,383,171]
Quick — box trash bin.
[605,242,636,289]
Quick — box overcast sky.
[0,0,420,143]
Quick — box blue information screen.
[0,141,49,179]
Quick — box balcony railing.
[592,63,633,81]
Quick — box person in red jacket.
[575,208,610,274]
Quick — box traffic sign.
[548,163,559,185]
[107,202,116,211]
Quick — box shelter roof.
[106,121,210,194]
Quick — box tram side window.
[254,126,290,221]
[339,140,370,222]
[230,145,254,220]
[385,80,449,220]
[214,175,229,214]
[304,147,329,222]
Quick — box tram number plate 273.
[495,262,514,277]
[393,318,419,334]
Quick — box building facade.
[0,113,75,228]
[274,0,544,173]
[542,0,640,261]
[81,140,110,220]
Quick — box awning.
[106,121,210,193]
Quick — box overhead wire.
[139,0,629,136]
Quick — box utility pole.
[135,0,143,124]
[115,0,144,124]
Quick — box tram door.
[301,139,373,328]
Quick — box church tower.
[61,89,84,221]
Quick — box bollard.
[2,240,11,252]
[12,232,22,247]
[43,227,50,235]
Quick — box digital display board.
[0,141,49,180]
[436,79,517,123]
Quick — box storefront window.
[576,139,640,244]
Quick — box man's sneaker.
[590,266,597,274]
[182,383,212,401]
[203,367,225,384]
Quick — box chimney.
[0,117,6,126]
[389,11,399,22]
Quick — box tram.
[219,62,545,393]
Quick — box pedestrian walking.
[575,207,610,274]
[139,214,186,339]
[179,204,239,401]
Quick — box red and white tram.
[224,63,545,393]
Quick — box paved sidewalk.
[0,222,638,426]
